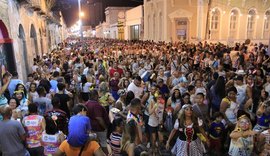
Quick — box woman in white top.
[79,75,92,102]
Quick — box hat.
[181,104,192,110]
[235,70,245,75]
[179,76,188,83]
[234,75,243,81]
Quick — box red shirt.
[109,68,123,78]
[85,100,110,132]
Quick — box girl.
[166,104,209,156]
[28,82,38,102]
[42,116,65,156]
[229,115,257,156]
[107,118,124,156]
[167,89,182,116]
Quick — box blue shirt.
[50,80,58,93]
[209,121,225,138]
[67,115,91,147]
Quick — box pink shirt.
[42,131,62,156]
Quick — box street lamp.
[78,0,83,40]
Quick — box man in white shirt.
[127,76,143,99]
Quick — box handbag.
[78,141,89,156]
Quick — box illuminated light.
[265,16,268,20]
[223,11,226,14]
[248,15,251,18]
[79,12,84,17]
[256,15,260,19]
[240,14,243,16]
[231,12,234,16]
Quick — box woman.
[15,83,28,99]
[8,97,21,120]
[220,87,239,127]
[28,82,38,102]
[121,120,140,156]
[229,115,257,156]
[99,82,115,113]
[109,72,120,101]
[148,91,165,154]
[165,104,209,156]
[14,90,29,117]
[253,101,270,132]
[167,89,182,116]
[210,76,226,113]
[42,116,65,156]
[181,93,191,105]
[80,75,92,102]
[107,118,124,156]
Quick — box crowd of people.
[0,38,270,156]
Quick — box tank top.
[223,98,239,124]
[23,115,44,148]
[148,101,159,127]
[42,131,61,156]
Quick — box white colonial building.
[144,0,270,44]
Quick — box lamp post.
[78,0,83,40]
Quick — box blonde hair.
[234,115,252,132]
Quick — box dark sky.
[53,0,143,27]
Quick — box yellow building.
[144,0,270,44]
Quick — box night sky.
[53,0,143,27]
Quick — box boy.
[209,112,225,156]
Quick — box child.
[209,112,225,156]
[229,115,257,156]
[192,93,210,130]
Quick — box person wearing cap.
[166,104,209,155]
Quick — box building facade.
[0,0,66,81]
[144,0,270,44]
[125,5,143,40]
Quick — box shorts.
[148,125,159,134]
[95,130,107,148]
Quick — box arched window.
[230,10,238,30]
[211,9,220,30]
[264,10,270,39]
[247,9,256,39]
[210,8,220,39]
[229,9,239,39]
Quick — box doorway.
[175,18,189,42]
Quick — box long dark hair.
[125,91,135,106]
[45,116,59,135]
[214,76,226,98]
[15,83,27,98]
[81,75,87,88]
[171,89,181,103]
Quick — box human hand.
[165,141,170,150]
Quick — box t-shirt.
[0,120,26,156]
[55,93,70,117]
[209,121,225,138]
[67,115,91,147]
[45,109,68,134]
[108,132,122,156]
[59,140,100,156]
[85,100,110,131]
[127,82,143,98]
[22,115,44,148]
[33,97,53,116]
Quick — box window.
[247,9,256,39]
[264,10,270,39]
[264,10,270,31]
[130,25,140,40]
[211,9,220,30]
[230,10,238,30]
[247,10,256,31]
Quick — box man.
[0,106,28,156]
[127,76,143,98]
[8,71,23,97]
[33,86,53,116]
[50,71,60,94]
[126,98,143,144]
[109,62,123,78]
[85,90,110,154]
[22,104,45,156]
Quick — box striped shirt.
[108,132,122,156]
